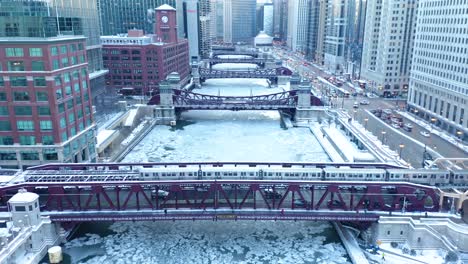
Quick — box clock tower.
[154,4,178,44]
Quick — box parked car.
[353,102,359,108]
[359,100,370,105]
[391,123,400,129]
[420,130,431,137]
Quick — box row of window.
[4,44,84,58]
[0,151,58,161]
[0,106,51,116]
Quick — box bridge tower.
[154,73,178,124]
[191,62,201,88]
[295,78,323,123]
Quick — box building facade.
[361,0,417,97]
[287,0,311,53]
[0,37,97,169]
[98,0,176,35]
[407,0,468,140]
[263,3,274,36]
[305,0,320,61]
[0,0,107,105]
[323,0,348,74]
[315,0,327,65]
[102,6,189,95]
[223,0,256,44]
[273,0,288,41]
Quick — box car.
[420,130,431,137]
[293,199,307,207]
[391,123,400,129]
[403,123,413,132]
[359,100,370,105]
[264,188,282,199]
[353,102,359,108]
[151,189,169,198]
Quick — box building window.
[19,135,35,145]
[0,92,6,101]
[71,56,77,65]
[70,127,76,136]
[56,89,63,99]
[65,86,72,96]
[37,106,50,115]
[53,60,60,70]
[0,106,8,115]
[0,152,15,160]
[54,75,62,86]
[79,55,85,63]
[59,117,66,128]
[42,135,54,145]
[33,77,47,87]
[15,206,26,211]
[43,149,58,160]
[31,61,44,71]
[73,71,79,80]
[70,44,77,52]
[7,61,25,71]
[61,131,68,142]
[0,121,11,131]
[64,73,70,83]
[36,92,48,101]
[58,103,65,113]
[17,120,34,131]
[0,77,3,87]
[40,120,53,131]
[13,92,30,101]
[60,45,67,54]
[61,57,69,67]
[10,76,27,86]
[29,48,43,57]
[0,136,13,145]
[67,100,74,109]
[14,106,32,115]
[78,43,84,50]
[5,48,24,57]
[21,152,39,160]
[74,83,80,93]
[50,46,58,56]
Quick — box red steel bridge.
[0,162,440,222]
[211,50,258,58]
[207,58,268,67]
[148,89,324,109]
[198,67,293,84]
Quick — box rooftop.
[155,4,175,11]
[8,190,38,203]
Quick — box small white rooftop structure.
[8,190,38,203]
[254,31,273,47]
[156,4,176,11]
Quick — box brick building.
[102,4,189,95]
[0,36,97,169]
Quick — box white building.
[360,0,417,97]
[0,189,61,264]
[287,0,310,53]
[407,0,468,140]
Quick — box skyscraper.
[0,1,97,168]
[98,0,176,35]
[306,0,320,61]
[223,0,256,44]
[323,0,348,74]
[272,0,288,41]
[361,0,417,97]
[287,0,311,53]
[176,0,213,59]
[263,3,274,36]
[408,0,468,139]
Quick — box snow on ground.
[64,221,351,264]
[323,124,375,162]
[375,243,448,264]
[95,111,125,132]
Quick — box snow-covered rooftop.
[8,191,38,203]
[156,4,175,11]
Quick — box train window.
[250,172,254,176]
[455,175,458,179]
[460,176,464,179]
[276,172,281,176]
[268,172,273,176]
[440,176,444,179]
[285,173,289,176]
[233,172,237,176]
[223,172,228,176]
[207,172,211,176]
[376,175,380,178]
[422,175,427,178]
[172,173,176,176]
[295,173,299,177]
[145,173,149,177]
[395,175,400,178]
[303,173,307,176]
[188,173,193,176]
[162,173,166,177]
[359,175,363,178]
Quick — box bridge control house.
[101,4,190,96]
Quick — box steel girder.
[199,68,278,79]
[172,89,297,109]
[0,181,440,222]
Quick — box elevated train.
[22,162,467,187]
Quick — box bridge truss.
[211,51,258,58]
[0,180,439,222]
[207,58,268,67]
[172,89,298,110]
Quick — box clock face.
[161,16,168,23]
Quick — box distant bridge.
[198,67,292,83]
[211,50,258,58]
[207,57,268,67]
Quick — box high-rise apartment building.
[361,0,417,97]
[98,0,176,35]
[323,0,348,74]
[215,0,224,40]
[287,0,311,53]
[315,0,327,65]
[263,3,274,36]
[223,0,256,44]
[305,0,320,61]
[273,0,288,41]
[0,0,99,168]
[408,0,468,140]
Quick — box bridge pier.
[191,63,201,88]
[154,73,178,125]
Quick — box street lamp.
[364,118,369,130]
[381,131,386,144]
[399,144,405,159]
[430,117,437,131]
[456,130,463,140]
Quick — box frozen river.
[54,64,350,264]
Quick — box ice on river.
[66,221,350,264]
